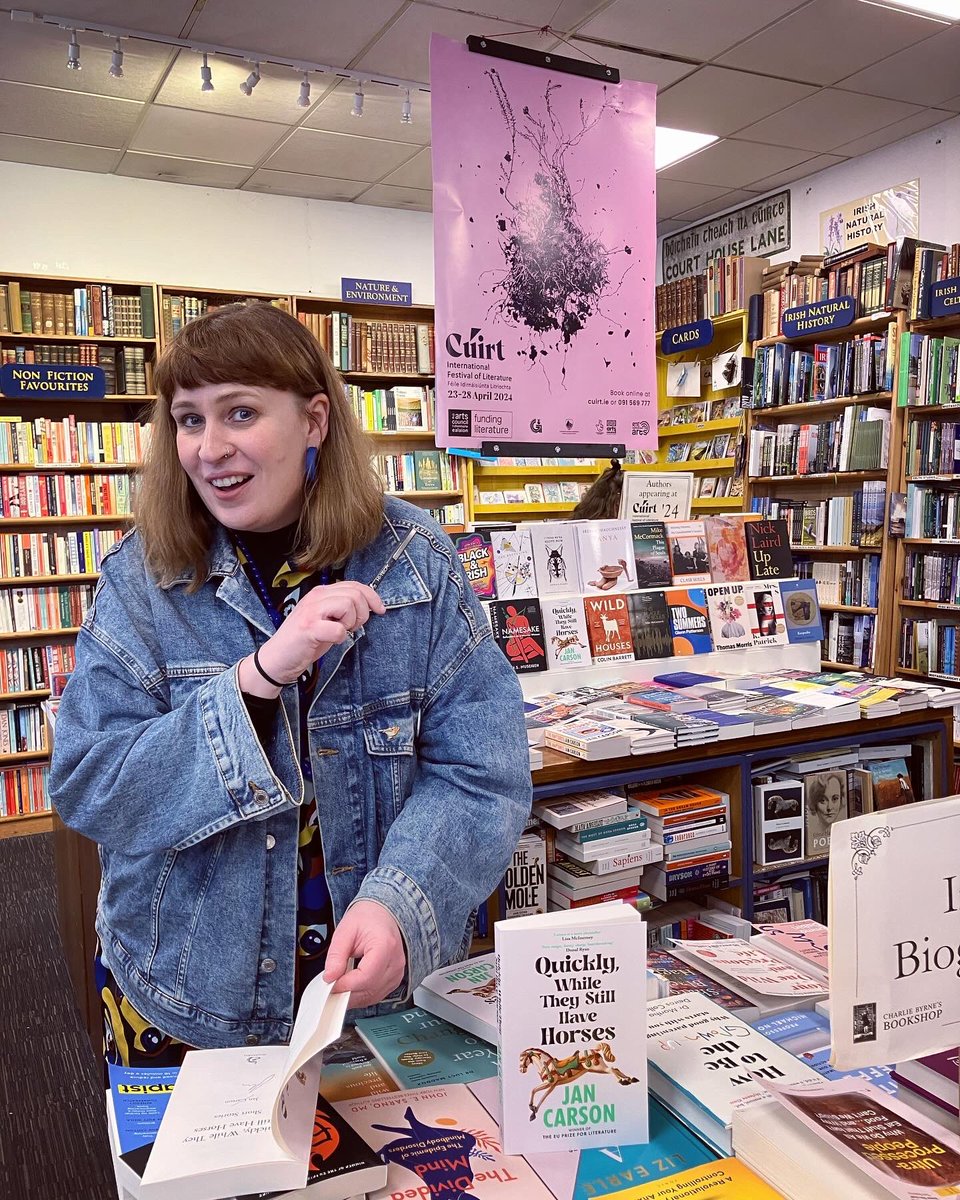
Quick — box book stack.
[630,783,732,901]
[647,946,759,1019]
[668,936,828,1018]
[412,953,497,1044]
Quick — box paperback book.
[778,579,824,644]
[646,948,759,1019]
[488,599,547,674]
[625,591,674,660]
[584,594,636,664]
[602,1157,783,1198]
[576,519,637,594]
[670,938,827,998]
[528,521,582,596]
[318,1026,399,1103]
[703,584,753,652]
[542,597,592,670]
[412,954,498,1045]
[744,582,789,648]
[354,1007,498,1091]
[745,518,792,579]
[802,769,848,857]
[631,520,673,587]
[665,520,712,585]
[666,588,712,656]
[489,527,537,600]
[703,514,750,583]
[452,531,497,600]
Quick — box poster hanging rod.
[481,441,625,458]
[465,35,620,83]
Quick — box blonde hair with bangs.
[139,302,383,589]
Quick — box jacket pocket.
[362,712,416,833]
[166,663,230,706]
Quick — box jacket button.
[261,958,277,974]
[249,784,269,806]
[265,834,276,850]
[245,1034,260,1046]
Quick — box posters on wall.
[820,180,919,257]
[430,35,657,452]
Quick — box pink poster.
[430,36,657,451]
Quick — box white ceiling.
[0,0,956,234]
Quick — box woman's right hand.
[240,581,385,694]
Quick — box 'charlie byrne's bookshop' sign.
[661,191,791,283]
[0,363,106,398]
[340,277,412,306]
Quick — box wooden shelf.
[754,855,829,878]
[790,544,881,554]
[474,464,599,476]
[364,429,436,440]
[754,311,896,347]
[691,496,742,509]
[0,689,50,701]
[0,810,53,839]
[905,475,960,484]
[642,458,736,472]
[821,659,872,672]
[906,403,960,414]
[0,573,99,585]
[750,393,892,420]
[0,331,155,345]
[343,371,433,382]
[750,470,887,483]
[0,514,130,526]
[655,310,747,338]
[900,598,960,611]
[475,501,577,514]
[657,417,742,438]
[903,537,960,545]
[384,490,461,500]
[160,284,288,302]
[0,628,80,641]
[0,748,49,764]
[0,462,139,473]
[818,603,878,614]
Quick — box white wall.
[0,160,436,300]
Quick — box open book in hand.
[134,974,350,1200]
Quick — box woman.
[50,303,531,1064]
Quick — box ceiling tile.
[354,3,555,85]
[577,0,807,62]
[657,67,816,138]
[244,169,368,200]
[661,138,813,188]
[562,40,697,88]
[939,94,960,112]
[716,0,941,86]
[380,146,432,189]
[305,79,430,146]
[129,105,289,166]
[671,190,753,224]
[263,128,420,181]
[0,81,142,146]
[155,50,340,124]
[747,152,846,192]
[24,2,199,36]
[656,178,731,220]
[0,132,122,172]
[657,217,691,236]
[736,88,923,152]
[0,22,172,102]
[354,183,432,211]
[188,0,405,66]
[838,24,960,107]
[427,0,601,24]
[115,152,251,187]
[830,107,953,157]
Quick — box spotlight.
[401,86,412,124]
[109,38,123,79]
[351,83,364,118]
[297,71,310,108]
[200,51,214,92]
[66,29,80,71]
[239,62,260,96]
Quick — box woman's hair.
[571,459,623,520]
[139,303,383,589]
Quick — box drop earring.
[305,446,319,483]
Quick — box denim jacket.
[49,498,531,1049]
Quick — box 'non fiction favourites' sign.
[661,191,791,283]
[781,295,857,338]
[340,277,412,305]
[0,363,106,397]
[660,319,713,355]
[929,277,960,319]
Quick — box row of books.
[0,641,74,695]
[0,701,45,755]
[0,343,153,396]
[456,515,795,609]
[0,281,156,339]
[0,764,49,816]
[0,415,148,467]
[664,432,734,462]
[297,310,434,375]
[752,331,894,408]
[159,293,288,342]
[703,254,769,319]
[659,395,743,426]
[898,330,960,406]
[908,239,960,319]
[346,383,435,432]
[634,783,731,901]
[903,549,960,606]
[905,482,960,539]
[655,272,708,329]
[747,404,890,475]
[373,449,462,493]
[796,554,880,609]
[0,472,134,519]
[0,582,95,634]
[423,502,464,525]
[749,482,886,549]
[0,528,124,580]
[905,416,960,476]
[758,255,826,340]
[696,474,743,499]
[900,616,960,679]
[475,480,589,506]
[823,610,875,667]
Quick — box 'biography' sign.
[661,191,790,283]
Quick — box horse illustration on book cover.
[519,1042,640,1121]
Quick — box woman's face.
[171,382,328,532]
[816,777,843,824]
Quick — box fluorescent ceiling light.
[655,126,718,171]
[858,0,960,19]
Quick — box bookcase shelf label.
[928,276,960,319]
[781,295,857,338]
[0,363,105,398]
[340,277,412,306]
[660,319,713,355]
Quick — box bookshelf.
[0,269,158,830]
[472,458,601,521]
[156,284,291,348]
[647,309,749,511]
[743,309,906,674]
[291,293,472,527]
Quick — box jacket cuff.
[352,867,440,999]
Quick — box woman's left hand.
[324,900,406,1009]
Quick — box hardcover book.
[488,599,548,673]
[630,520,673,587]
[626,591,673,660]
[778,578,825,644]
[802,769,848,857]
[413,955,498,1045]
[665,520,712,585]
[867,756,915,810]
[489,527,537,600]
[584,594,636,664]
[354,1007,498,1090]
[412,449,442,491]
[496,905,648,1154]
[745,518,793,579]
[502,830,546,917]
[753,779,805,866]
[529,521,582,596]
[452,531,497,600]
[542,597,591,670]
[576,519,637,594]
[703,584,753,652]
[745,581,789,647]
[666,587,712,656]
[703,515,750,583]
